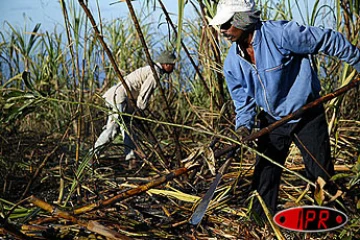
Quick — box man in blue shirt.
[209,0,360,219]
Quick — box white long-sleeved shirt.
[103,64,163,111]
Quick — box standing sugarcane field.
[1,0,360,239]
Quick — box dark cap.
[156,51,176,64]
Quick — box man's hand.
[235,126,251,141]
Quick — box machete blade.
[189,173,222,225]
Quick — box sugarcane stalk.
[20,146,59,200]
[254,191,285,240]
[0,216,32,240]
[78,0,133,100]
[74,165,199,215]
[28,196,131,240]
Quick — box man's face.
[162,63,175,73]
[220,18,244,42]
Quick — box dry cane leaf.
[328,189,343,203]
[314,176,326,206]
[204,146,216,175]
[283,201,300,209]
[182,146,216,175]
[87,220,131,240]
[182,148,203,169]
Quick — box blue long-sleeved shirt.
[224,20,360,130]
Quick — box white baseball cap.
[209,0,256,26]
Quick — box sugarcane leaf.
[176,0,185,54]
[22,71,35,92]
[26,23,42,55]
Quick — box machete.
[190,76,360,225]
[189,151,234,225]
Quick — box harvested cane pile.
[1,116,360,240]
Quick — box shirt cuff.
[354,61,360,73]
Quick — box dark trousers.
[251,106,334,218]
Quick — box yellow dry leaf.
[148,189,200,203]
[314,176,326,205]
[204,146,216,175]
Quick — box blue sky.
[0,0,337,34]
[0,0,196,34]
[0,0,199,82]
[0,0,339,83]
